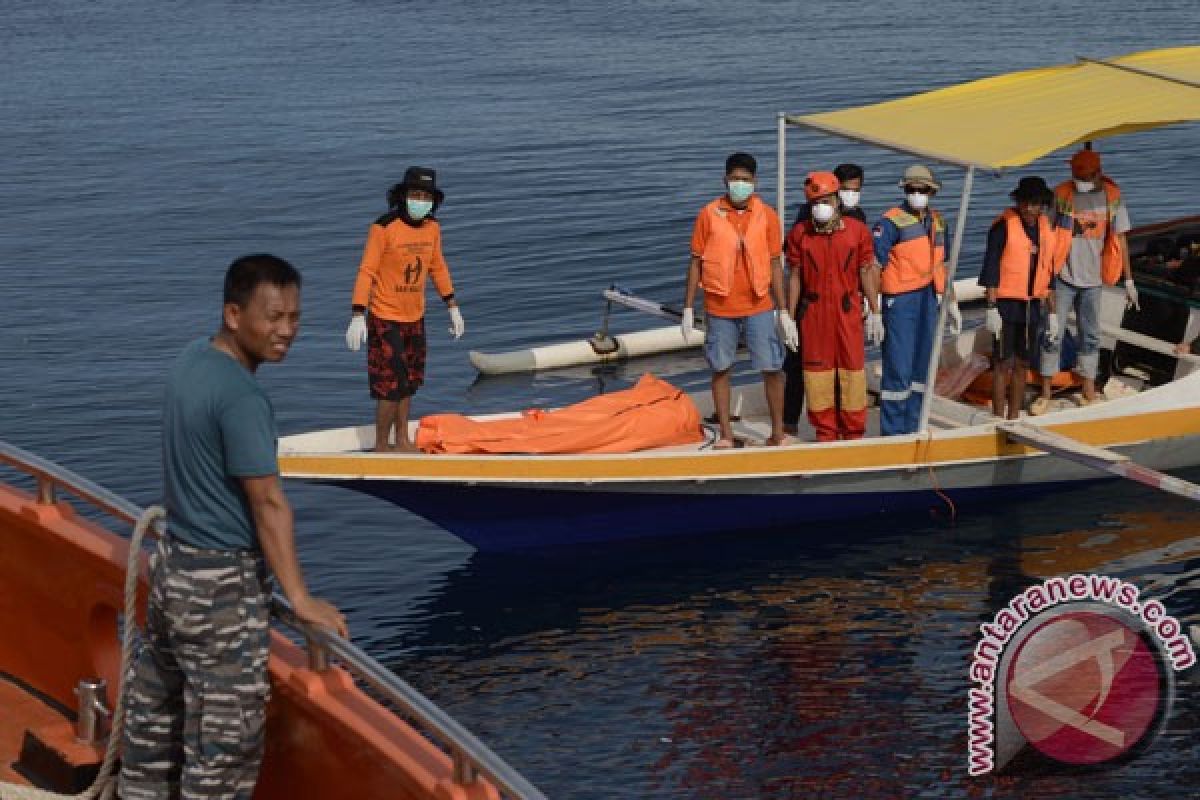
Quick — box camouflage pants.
[118,537,271,800]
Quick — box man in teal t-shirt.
[120,254,348,800]
[162,337,279,549]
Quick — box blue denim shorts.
[704,309,785,372]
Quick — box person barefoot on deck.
[682,152,798,448]
[978,176,1059,419]
[346,167,465,452]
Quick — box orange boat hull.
[0,481,499,800]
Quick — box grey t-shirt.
[1059,186,1131,289]
[163,338,278,550]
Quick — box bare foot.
[764,434,792,446]
[393,441,420,453]
[373,443,390,453]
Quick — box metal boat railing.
[0,439,547,800]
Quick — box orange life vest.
[1052,178,1124,286]
[994,209,1056,301]
[699,196,773,299]
[879,207,946,295]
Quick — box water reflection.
[383,482,1200,798]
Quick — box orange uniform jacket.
[352,212,455,322]
[690,196,781,318]
[993,209,1058,301]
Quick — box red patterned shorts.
[367,317,426,400]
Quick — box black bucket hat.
[398,166,445,207]
[1010,175,1052,205]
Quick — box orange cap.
[804,171,840,201]
[1069,149,1102,177]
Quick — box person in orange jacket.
[977,176,1058,419]
[345,167,465,452]
[682,152,798,448]
[1032,149,1136,412]
[785,172,881,441]
[872,165,963,435]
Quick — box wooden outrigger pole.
[998,420,1200,503]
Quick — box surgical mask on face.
[406,198,434,220]
[906,192,929,210]
[727,180,755,204]
[1073,179,1096,193]
[837,189,861,209]
[811,202,836,224]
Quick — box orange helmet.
[804,171,840,201]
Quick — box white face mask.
[1074,179,1096,193]
[837,189,861,209]
[727,180,755,204]
[811,202,836,224]
[906,192,930,210]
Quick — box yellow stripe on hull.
[279,407,1200,484]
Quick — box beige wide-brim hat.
[898,164,941,191]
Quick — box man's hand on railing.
[294,594,349,639]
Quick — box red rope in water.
[927,459,958,523]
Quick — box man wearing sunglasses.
[871,165,962,435]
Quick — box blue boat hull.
[326,477,1102,551]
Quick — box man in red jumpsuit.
[785,172,882,441]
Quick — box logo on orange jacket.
[403,256,424,286]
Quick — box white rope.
[0,505,164,800]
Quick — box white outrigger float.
[282,47,1200,550]
[468,282,986,376]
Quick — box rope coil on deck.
[0,505,164,800]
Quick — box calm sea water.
[3,1,1199,797]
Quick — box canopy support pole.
[918,165,974,433]
[776,112,787,233]
[998,420,1200,503]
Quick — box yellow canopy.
[786,46,1200,171]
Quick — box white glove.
[985,306,1003,338]
[866,311,885,346]
[945,299,963,335]
[345,314,367,351]
[681,308,696,342]
[1124,278,1140,311]
[777,310,799,352]
[448,306,465,339]
[1044,312,1060,346]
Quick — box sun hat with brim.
[1009,176,1053,205]
[898,164,940,191]
[398,166,445,207]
